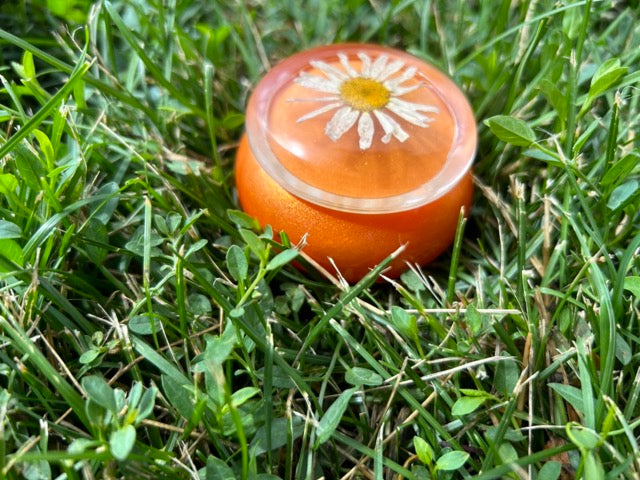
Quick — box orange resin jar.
[235,44,476,282]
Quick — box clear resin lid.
[245,43,476,214]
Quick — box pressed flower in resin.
[235,44,477,282]
[291,53,439,150]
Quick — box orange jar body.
[235,134,473,282]
[234,43,476,282]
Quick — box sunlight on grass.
[0,1,639,479]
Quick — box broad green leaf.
[136,386,157,423]
[199,323,237,368]
[154,214,169,235]
[15,144,45,190]
[128,315,161,335]
[600,154,639,187]
[255,365,295,389]
[22,455,51,480]
[459,388,491,397]
[205,456,235,480]
[32,129,54,166]
[315,387,357,447]
[0,220,21,239]
[606,180,638,211]
[240,228,267,262]
[167,212,182,233]
[266,248,298,271]
[83,219,108,265]
[222,112,245,130]
[568,426,600,450]
[435,450,470,471]
[231,387,260,408]
[624,276,640,297]
[22,50,36,80]
[538,79,567,120]
[549,383,584,413]
[47,0,89,22]
[485,115,536,147]
[250,417,304,456]
[226,244,248,281]
[498,442,518,464]
[188,293,212,316]
[451,396,486,416]
[68,438,99,455]
[185,239,208,258]
[400,269,425,292]
[562,6,582,39]
[413,436,434,465]
[494,357,519,396]
[0,173,18,194]
[124,226,164,256]
[588,58,627,100]
[390,306,417,339]
[538,461,562,480]
[82,375,116,413]
[109,425,136,461]
[0,239,24,270]
[79,349,100,365]
[523,148,563,166]
[133,337,191,387]
[465,304,483,334]
[485,426,525,443]
[127,382,143,409]
[345,367,383,386]
[227,209,260,230]
[161,374,194,420]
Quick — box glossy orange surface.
[236,135,473,281]
[267,62,455,198]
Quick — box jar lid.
[245,43,476,214]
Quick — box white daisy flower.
[290,52,439,150]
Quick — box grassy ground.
[0,0,639,478]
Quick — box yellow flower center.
[340,77,390,111]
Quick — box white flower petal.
[386,100,435,127]
[357,53,372,77]
[390,83,423,96]
[389,97,439,114]
[293,52,441,147]
[357,112,374,150]
[296,102,343,123]
[294,72,341,93]
[310,60,349,81]
[369,54,389,80]
[384,66,418,89]
[376,59,405,81]
[338,53,359,77]
[288,96,341,102]
[325,106,359,141]
[373,110,409,143]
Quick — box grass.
[0,0,639,478]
